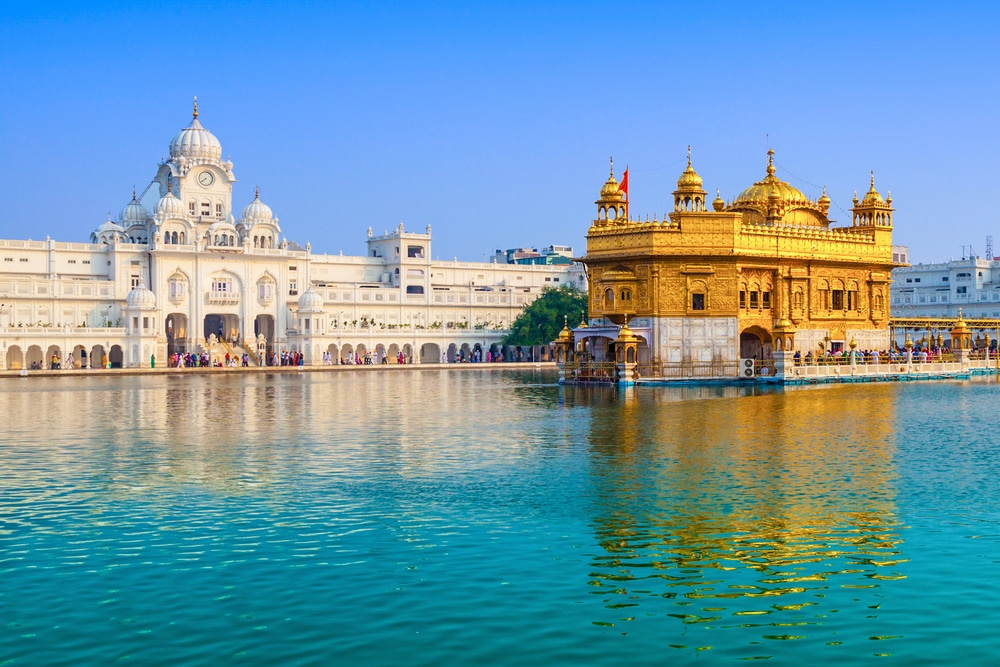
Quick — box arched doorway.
[740,326,773,360]
[446,343,458,363]
[26,345,43,370]
[90,345,106,368]
[327,343,339,364]
[6,345,23,370]
[109,345,124,368]
[166,313,189,356]
[402,343,413,363]
[420,342,440,364]
[255,314,275,355]
[45,345,61,369]
[387,343,400,363]
[205,313,240,343]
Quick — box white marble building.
[891,254,1000,319]
[0,102,585,369]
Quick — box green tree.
[503,285,588,345]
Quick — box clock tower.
[152,97,238,246]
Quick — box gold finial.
[255,186,260,199]
[609,156,614,178]
[687,144,691,167]
[766,148,775,176]
[870,170,875,189]
[166,178,172,194]
[193,96,199,119]
[132,186,136,199]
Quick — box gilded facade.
[576,149,900,370]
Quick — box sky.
[0,1,998,264]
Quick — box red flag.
[619,167,629,200]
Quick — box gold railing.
[563,361,618,382]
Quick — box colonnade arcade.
[5,343,125,370]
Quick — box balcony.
[206,290,239,305]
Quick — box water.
[2,370,1000,664]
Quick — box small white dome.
[96,217,125,235]
[126,284,156,309]
[208,219,237,235]
[120,191,149,225]
[154,189,186,219]
[242,188,273,223]
[298,287,324,312]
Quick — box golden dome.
[676,145,703,190]
[818,186,831,206]
[712,189,725,211]
[556,316,573,342]
[600,175,623,200]
[731,149,810,207]
[599,157,624,200]
[860,171,884,205]
[615,317,639,343]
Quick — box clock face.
[198,171,215,187]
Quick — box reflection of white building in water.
[0,102,585,369]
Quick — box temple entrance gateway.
[166,313,189,356]
[740,327,772,360]
[205,314,241,344]
[255,314,275,357]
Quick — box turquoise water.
[2,370,1000,665]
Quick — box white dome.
[96,217,125,235]
[126,284,156,309]
[169,118,223,160]
[120,192,148,226]
[169,100,223,160]
[298,287,324,312]
[208,219,237,234]
[242,188,273,223]
[154,189,186,219]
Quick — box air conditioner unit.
[740,358,755,378]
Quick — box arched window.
[604,288,614,308]
[179,232,186,244]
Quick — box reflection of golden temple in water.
[581,384,906,646]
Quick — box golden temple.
[564,148,903,377]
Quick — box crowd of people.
[791,345,994,366]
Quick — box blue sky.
[0,1,997,263]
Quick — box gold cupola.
[851,171,894,227]
[817,185,831,214]
[595,157,626,225]
[712,188,725,211]
[673,145,707,212]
